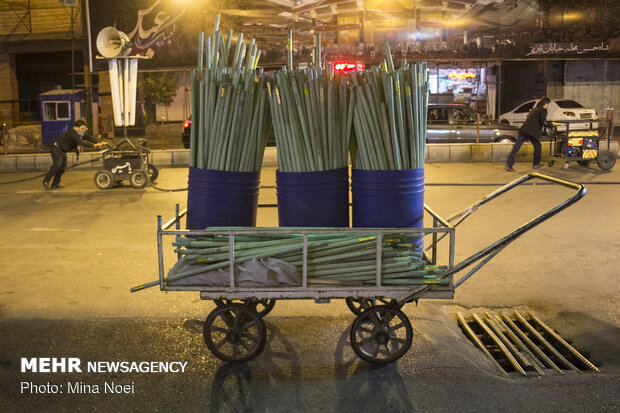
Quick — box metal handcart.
[546,120,616,170]
[141,173,585,364]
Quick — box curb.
[1,142,617,172]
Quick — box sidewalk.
[1,141,618,171]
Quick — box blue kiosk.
[39,89,98,146]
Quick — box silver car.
[427,103,519,143]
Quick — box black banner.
[88,0,620,70]
[89,0,222,70]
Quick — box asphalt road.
[0,162,618,412]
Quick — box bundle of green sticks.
[189,14,271,172]
[350,42,430,170]
[165,230,446,287]
[267,69,355,172]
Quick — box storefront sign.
[448,72,476,81]
[526,42,610,56]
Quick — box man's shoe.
[51,185,65,190]
[533,164,542,169]
[505,165,515,172]
[42,180,51,191]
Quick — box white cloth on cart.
[167,257,301,287]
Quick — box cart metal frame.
[149,173,585,363]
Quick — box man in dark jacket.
[42,119,106,190]
[505,97,551,171]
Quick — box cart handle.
[444,173,585,289]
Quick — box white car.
[499,99,598,130]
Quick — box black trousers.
[43,144,67,187]
[506,130,541,168]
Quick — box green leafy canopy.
[142,72,179,107]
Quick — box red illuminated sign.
[448,71,476,80]
[334,62,365,72]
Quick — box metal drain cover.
[457,310,598,376]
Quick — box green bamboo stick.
[287,30,293,71]
[306,70,324,170]
[276,85,303,172]
[223,88,245,170]
[268,84,289,171]
[206,36,212,70]
[224,29,233,66]
[327,80,337,169]
[385,41,395,74]
[255,89,270,171]
[393,71,408,169]
[196,79,206,169]
[189,69,197,167]
[352,103,372,169]
[315,33,321,69]
[318,76,329,169]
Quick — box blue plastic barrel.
[352,168,424,248]
[276,167,349,227]
[187,167,260,229]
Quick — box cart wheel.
[130,170,148,188]
[577,160,591,167]
[250,299,276,316]
[597,151,616,170]
[94,170,114,190]
[214,299,276,317]
[350,305,413,364]
[147,163,159,182]
[547,160,555,167]
[203,303,266,363]
[345,298,403,316]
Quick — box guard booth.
[39,89,99,146]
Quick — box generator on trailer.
[547,120,616,170]
[94,138,159,189]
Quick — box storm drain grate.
[457,310,599,376]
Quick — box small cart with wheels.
[134,173,585,364]
[546,120,616,170]
[94,138,159,189]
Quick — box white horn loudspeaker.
[96,26,138,127]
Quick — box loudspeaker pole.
[96,26,148,138]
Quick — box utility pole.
[82,0,94,132]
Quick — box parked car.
[427,103,519,143]
[499,99,598,130]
